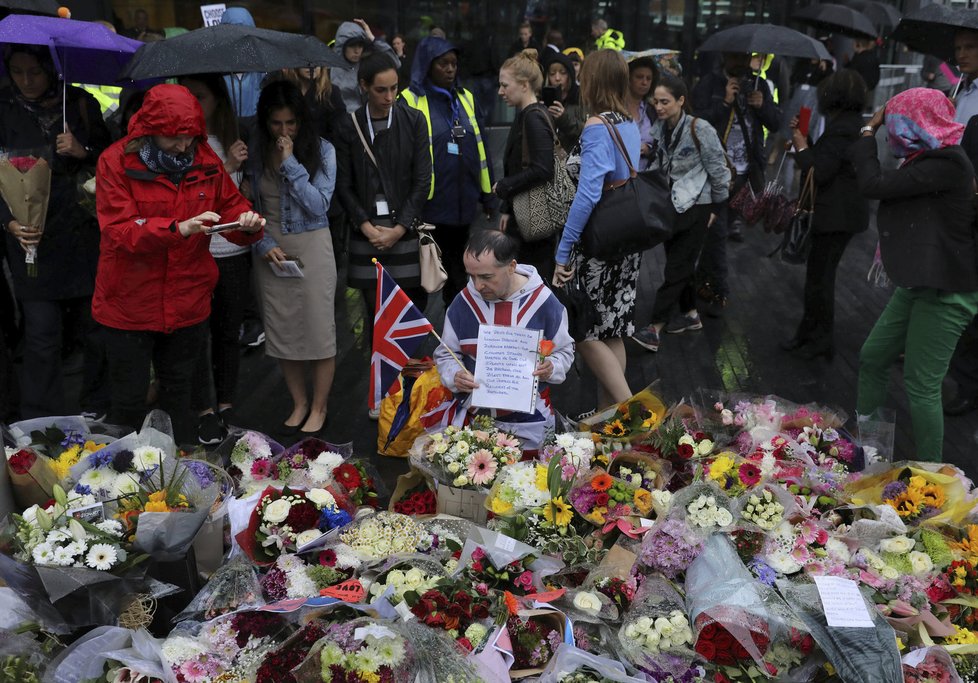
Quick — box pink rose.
[515,570,535,591]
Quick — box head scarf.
[885,87,963,159]
[4,45,62,139]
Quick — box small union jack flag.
[369,261,434,410]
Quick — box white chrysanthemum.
[332,544,362,570]
[52,546,75,566]
[85,543,118,570]
[132,446,165,472]
[63,540,86,557]
[766,548,802,575]
[555,433,576,450]
[31,542,55,564]
[825,538,851,563]
[111,473,141,497]
[370,635,406,666]
[96,519,124,537]
[46,529,71,544]
[285,567,318,598]
[356,645,383,673]
[79,467,111,491]
[162,636,208,665]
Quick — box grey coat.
[331,22,401,113]
[648,112,731,214]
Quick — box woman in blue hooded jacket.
[400,36,495,305]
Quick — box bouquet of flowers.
[236,486,354,565]
[391,484,436,516]
[486,460,556,517]
[275,438,352,490]
[260,552,357,602]
[367,557,444,606]
[785,423,861,473]
[256,621,328,683]
[412,422,521,490]
[176,555,265,621]
[849,464,975,528]
[45,626,171,683]
[508,609,567,676]
[0,149,51,278]
[293,618,416,683]
[540,643,651,683]
[606,450,668,498]
[163,612,286,682]
[568,470,654,526]
[337,511,436,561]
[65,444,164,502]
[618,577,695,679]
[7,420,106,507]
[226,431,285,496]
[637,518,705,580]
[540,432,596,481]
[579,383,666,443]
[460,545,540,596]
[0,485,151,628]
[736,487,792,532]
[331,460,381,509]
[111,456,220,561]
[902,647,964,683]
[667,482,735,534]
[403,578,496,651]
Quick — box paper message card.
[813,575,876,628]
[471,324,541,414]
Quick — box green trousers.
[857,287,978,461]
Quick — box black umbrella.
[119,23,344,80]
[794,3,879,39]
[891,4,978,62]
[840,0,902,35]
[698,24,832,61]
[0,0,59,15]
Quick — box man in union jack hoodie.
[433,230,575,449]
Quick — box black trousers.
[795,231,854,344]
[19,297,108,418]
[191,252,251,411]
[651,204,711,325]
[434,223,474,307]
[103,321,206,444]
[509,228,557,286]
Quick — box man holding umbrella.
[691,51,781,315]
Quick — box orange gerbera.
[503,590,520,616]
[591,473,613,492]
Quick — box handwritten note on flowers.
[813,576,875,628]
[472,325,542,414]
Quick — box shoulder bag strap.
[350,111,380,169]
[520,109,530,169]
[598,115,638,190]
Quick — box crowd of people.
[1,6,978,462]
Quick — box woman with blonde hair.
[553,49,640,410]
[493,48,556,281]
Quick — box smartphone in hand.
[542,86,560,107]
[798,107,812,137]
[203,222,241,235]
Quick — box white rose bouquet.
[685,495,734,530]
[617,576,696,677]
[739,488,786,531]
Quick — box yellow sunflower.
[602,420,628,437]
[543,496,574,527]
[633,488,653,516]
[888,488,925,519]
[918,483,947,510]
[641,411,658,430]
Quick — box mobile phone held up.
[798,106,812,137]
[542,86,560,107]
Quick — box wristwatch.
[859,125,875,136]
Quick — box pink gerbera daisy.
[251,458,272,479]
[738,462,761,487]
[467,449,498,486]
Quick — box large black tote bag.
[580,116,674,261]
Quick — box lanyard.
[365,108,394,143]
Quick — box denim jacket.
[649,112,731,214]
[249,138,336,256]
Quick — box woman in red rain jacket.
[93,83,264,443]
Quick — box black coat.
[795,111,869,235]
[851,136,978,292]
[0,86,109,301]
[494,103,554,220]
[334,102,431,289]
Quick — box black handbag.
[580,116,674,260]
[552,268,598,342]
[778,169,816,265]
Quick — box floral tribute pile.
[7,393,978,683]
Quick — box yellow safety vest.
[595,28,625,51]
[400,88,492,200]
[77,84,121,116]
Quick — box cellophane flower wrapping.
[364,554,447,611]
[174,554,265,622]
[902,645,964,683]
[400,619,484,683]
[46,626,175,683]
[666,481,736,537]
[453,525,564,593]
[685,534,800,672]
[291,617,417,683]
[113,457,221,562]
[275,437,353,490]
[778,578,902,683]
[336,511,437,564]
[7,415,94,508]
[162,612,287,682]
[567,468,655,527]
[733,484,799,533]
[409,423,522,490]
[617,576,696,679]
[848,462,975,528]
[0,629,50,683]
[538,643,650,683]
[215,429,285,496]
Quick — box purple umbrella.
[0,14,143,86]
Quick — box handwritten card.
[813,575,876,628]
[472,324,542,414]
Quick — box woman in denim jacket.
[632,75,731,353]
[245,80,338,438]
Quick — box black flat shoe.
[299,413,329,437]
[944,395,978,417]
[280,408,311,437]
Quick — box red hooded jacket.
[92,84,261,333]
